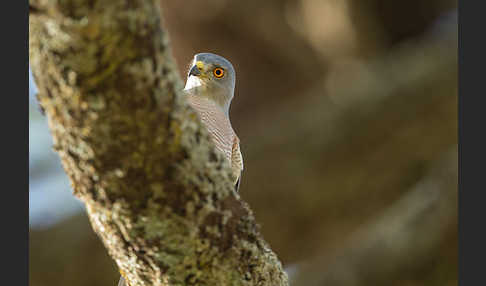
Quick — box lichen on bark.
[29,0,288,285]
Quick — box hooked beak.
[189,65,201,77]
[189,61,205,77]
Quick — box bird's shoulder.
[232,136,243,170]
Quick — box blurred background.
[29,0,457,285]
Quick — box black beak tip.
[189,66,201,77]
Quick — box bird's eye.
[213,67,224,78]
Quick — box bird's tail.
[235,174,241,192]
[118,276,127,286]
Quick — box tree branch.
[242,28,457,265]
[290,148,457,286]
[29,0,288,285]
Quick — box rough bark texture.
[29,0,288,285]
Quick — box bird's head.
[184,53,236,111]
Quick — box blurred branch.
[242,22,457,270]
[30,214,119,286]
[250,22,457,148]
[291,148,457,286]
[29,1,287,285]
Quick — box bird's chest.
[187,97,234,161]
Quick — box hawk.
[183,52,243,191]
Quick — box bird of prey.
[183,52,243,191]
[117,53,243,286]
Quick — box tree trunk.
[29,0,288,285]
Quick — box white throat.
[184,75,204,90]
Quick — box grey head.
[184,53,236,113]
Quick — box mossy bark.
[29,0,288,285]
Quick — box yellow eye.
[213,67,224,78]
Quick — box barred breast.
[186,95,236,163]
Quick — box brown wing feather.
[231,136,244,191]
